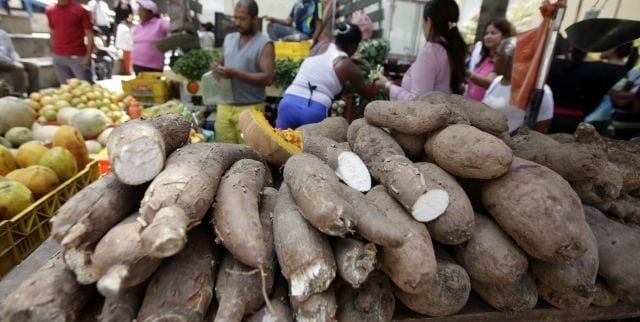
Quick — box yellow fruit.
[43,109,57,121]
[54,100,71,110]
[38,147,78,181]
[16,141,48,168]
[26,98,41,111]
[0,180,33,220]
[5,165,59,198]
[70,97,82,106]
[87,101,97,108]
[29,92,43,101]
[0,145,18,176]
[67,78,81,87]
[80,95,88,103]
[40,95,54,106]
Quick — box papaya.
[38,147,78,182]
[52,125,90,170]
[6,166,59,198]
[0,180,33,220]
[16,141,49,168]
[0,145,18,176]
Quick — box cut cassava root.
[302,135,371,192]
[107,114,190,185]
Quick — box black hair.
[237,0,259,17]
[423,0,467,94]
[477,18,515,68]
[202,22,214,33]
[334,23,362,50]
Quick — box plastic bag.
[201,70,234,105]
[350,10,374,40]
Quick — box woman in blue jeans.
[276,23,374,129]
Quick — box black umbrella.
[566,18,640,52]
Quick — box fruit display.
[24,78,133,127]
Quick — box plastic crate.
[121,72,170,106]
[0,160,100,278]
[274,41,311,60]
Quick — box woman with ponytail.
[276,23,375,129]
[375,0,466,100]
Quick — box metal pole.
[526,3,567,128]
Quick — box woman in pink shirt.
[375,0,467,100]
[465,18,515,101]
[132,0,169,74]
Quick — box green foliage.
[0,80,11,97]
[273,58,302,89]
[172,49,221,81]
[357,38,390,66]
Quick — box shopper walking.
[46,0,94,84]
[131,0,169,74]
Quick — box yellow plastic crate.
[274,41,311,60]
[122,72,170,105]
[0,160,100,278]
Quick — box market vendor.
[214,0,275,144]
[374,0,466,100]
[275,23,375,130]
[131,0,169,74]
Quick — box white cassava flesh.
[63,247,96,284]
[112,136,165,185]
[140,206,189,258]
[335,151,371,192]
[413,189,450,222]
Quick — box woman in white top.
[276,23,374,129]
[483,37,554,134]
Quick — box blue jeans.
[23,0,49,18]
[276,94,328,129]
[267,23,309,41]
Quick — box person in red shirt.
[46,0,94,83]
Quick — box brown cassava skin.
[273,184,336,301]
[394,248,470,317]
[414,91,470,125]
[353,125,432,214]
[290,287,338,322]
[245,299,293,322]
[148,114,191,153]
[602,137,640,192]
[363,100,450,135]
[447,94,509,137]
[92,215,162,296]
[139,143,261,230]
[584,205,640,307]
[605,193,640,224]
[514,143,607,181]
[453,213,528,284]
[548,133,576,144]
[107,115,190,185]
[51,173,146,249]
[336,271,395,322]
[0,254,94,322]
[52,125,91,170]
[390,130,427,159]
[366,185,436,294]
[212,159,271,268]
[472,272,538,312]
[98,284,146,322]
[481,157,590,262]
[592,278,619,307]
[510,127,560,150]
[346,118,368,150]
[530,224,599,310]
[333,238,377,288]
[425,124,513,179]
[214,252,275,322]
[302,135,352,170]
[136,225,217,322]
[571,161,624,205]
[283,153,355,236]
[339,183,409,247]
[297,116,349,142]
[415,162,474,245]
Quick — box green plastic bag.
[201,70,234,105]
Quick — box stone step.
[22,57,59,89]
[11,33,50,58]
[0,13,32,34]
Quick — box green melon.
[38,147,78,182]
